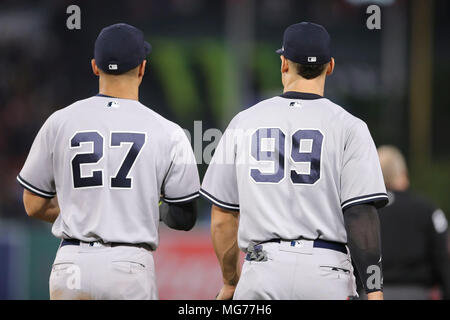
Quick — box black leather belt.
[61,239,151,250]
[260,238,347,254]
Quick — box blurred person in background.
[377,145,450,299]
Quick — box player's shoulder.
[42,96,105,129]
[133,101,188,144]
[321,97,371,138]
[321,97,366,126]
[138,101,185,135]
[241,95,282,115]
[40,97,92,128]
[227,96,282,127]
[48,96,98,118]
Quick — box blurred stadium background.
[0,0,449,299]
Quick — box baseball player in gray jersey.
[201,22,388,300]
[17,23,200,299]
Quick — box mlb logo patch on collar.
[107,101,120,108]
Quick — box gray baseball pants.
[49,241,158,300]
[234,239,358,300]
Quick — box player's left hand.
[216,284,236,300]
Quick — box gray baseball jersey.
[18,94,200,249]
[201,91,388,251]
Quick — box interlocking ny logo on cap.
[308,57,317,62]
[108,64,118,70]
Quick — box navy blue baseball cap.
[276,22,331,65]
[94,23,152,75]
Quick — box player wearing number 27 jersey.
[202,22,388,300]
[18,95,198,246]
[17,24,200,300]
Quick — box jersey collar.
[96,93,116,98]
[280,91,324,100]
[95,93,140,102]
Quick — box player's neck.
[283,76,325,97]
[99,78,140,101]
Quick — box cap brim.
[275,48,284,55]
[144,41,152,55]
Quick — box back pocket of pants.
[50,262,82,297]
[111,260,146,274]
[319,265,351,279]
[51,262,76,276]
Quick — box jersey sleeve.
[340,121,388,211]
[161,127,200,204]
[200,119,239,211]
[17,115,56,198]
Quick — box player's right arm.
[201,117,241,300]
[211,204,240,300]
[17,113,58,222]
[23,190,60,223]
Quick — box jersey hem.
[341,193,389,210]
[17,175,56,199]
[199,188,240,211]
[162,192,200,204]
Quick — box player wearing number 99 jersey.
[202,22,388,300]
[17,24,200,300]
